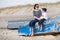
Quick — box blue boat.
[8,16,60,35]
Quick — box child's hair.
[42,8,47,12]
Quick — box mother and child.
[29,4,48,36]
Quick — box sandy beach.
[0,2,60,40]
[0,29,60,40]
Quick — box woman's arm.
[33,10,42,20]
[33,16,38,19]
[33,16,42,20]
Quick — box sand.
[0,2,60,40]
[0,29,60,40]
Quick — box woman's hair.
[42,8,47,12]
[34,4,39,9]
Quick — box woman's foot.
[30,27,34,36]
[30,33,34,36]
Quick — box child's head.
[42,8,47,12]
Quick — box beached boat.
[8,16,60,35]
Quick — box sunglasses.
[36,5,39,8]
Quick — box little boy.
[39,8,48,30]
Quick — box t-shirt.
[33,10,42,18]
[40,12,48,20]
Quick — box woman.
[29,4,42,36]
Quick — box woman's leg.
[30,27,34,36]
[29,19,38,36]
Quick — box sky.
[0,0,60,8]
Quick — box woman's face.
[35,5,39,9]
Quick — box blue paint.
[18,16,60,35]
[18,21,55,35]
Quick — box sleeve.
[45,13,48,19]
[40,13,45,19]
[41,13,48,19]
[33,11,36,16]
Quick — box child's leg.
[38,20,43,30]
[38,24,42,30]
[38,19,46,30]
[30,27,34,36]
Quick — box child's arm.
[42,13,48,19]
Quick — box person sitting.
[29,4,42,36]
[38,8,48,30]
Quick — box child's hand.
[37,18,41,20]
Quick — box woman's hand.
[34,16,41,20]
